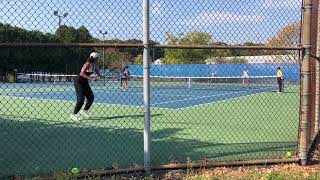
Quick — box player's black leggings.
[277,77,283,92]
[73,77,94,114]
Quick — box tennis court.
[0,75,300,176]
[0,0,313,177]
[1,75,279,109]
[0,70,300,176]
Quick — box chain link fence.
[0,0,313,178]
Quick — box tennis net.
[129,75,279,91]
[16,73,281,92]
[17,73,77,83]
[16,73,120,83]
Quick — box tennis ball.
[71,167,80,175]
[286,151,293,158]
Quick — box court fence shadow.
[0,115,297,178]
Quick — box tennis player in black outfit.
[70,52,100,121]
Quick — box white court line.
[173,88,275,110]
[94,89,195,97]
[151,87,275,106]
[151,91,246,105]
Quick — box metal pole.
[58,16,61,28]
[300,0,313,165]
[99,30,107,83]
[54,11,68,30]
[103,37,105,76]
[143,0,151,172]
[102,34,105,84]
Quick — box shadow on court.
[0,115,297,178]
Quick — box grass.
[0,84,300,178]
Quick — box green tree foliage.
[76,26,93,43]
[104,48,132,71]
[211,57,247,64]
[163,32,213,64]
[0,22,164,74]
[134,54,143,65]
[55,25,95,72]
[2,21,298,72]
[162,32,264,64]
[0,23,94,73]
[56,25,77,43]
[230,42,269,57]
[150,40,165,62]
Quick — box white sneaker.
[70,113,80,122]
[80,110,92,118]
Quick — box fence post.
[316,0,320,134]
[300,0,313,165]
[310,0,320,142]
[143,0,151,172]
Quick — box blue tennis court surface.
[1,84,275,109]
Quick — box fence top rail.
[0,43,303,50]
[153,45,303,50]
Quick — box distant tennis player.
[277,67,284,93]
[121,66,130,91]
[70,52,100,121]
[242,67,250,87]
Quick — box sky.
[0,0,302,44]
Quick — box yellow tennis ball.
[71,167,80,175]
[286,151,293,158]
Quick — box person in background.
[242,67,250,87]
[277,67,284,93]
[121,66,130,91]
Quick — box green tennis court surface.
[0,83,299,177]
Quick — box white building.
[205,55,299,64]
[153,59,162,65]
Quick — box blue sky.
[0,0,302,44]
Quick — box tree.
[267,22,300,47]
[76,26,93,43]
[55,25,95,73]
[163,32,213,64]
[104,48,132,70]
[266,22,300,61]
[55,25,77,43]
[0,23,96,73]
[134,54,143,65]
[125,39,143,57]
[150,40,165,62]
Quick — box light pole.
[99,30,107,76]
[53,11,68,28]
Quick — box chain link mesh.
[0,0,306,178]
